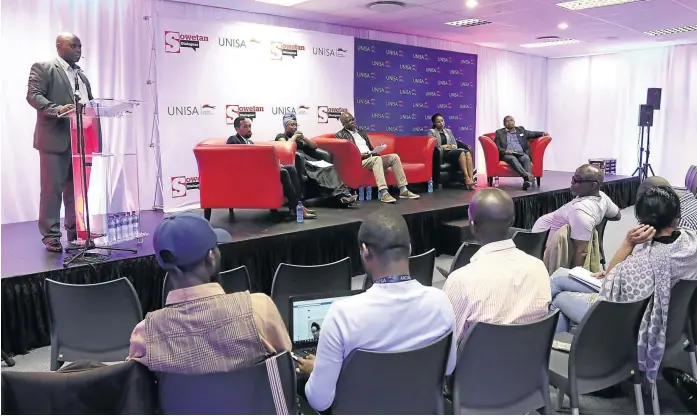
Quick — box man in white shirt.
[296,210,456,411]
[532,164,621,267]
[444,188,551,343]
[335,112,419,203]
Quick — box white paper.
[568,266,601,290]
[306,160,333,168]
[373,144,387,154]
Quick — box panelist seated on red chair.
[494,115,549,190]
[335,112,420,204]
[227,116,317,220]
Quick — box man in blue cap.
[128,213,291,374]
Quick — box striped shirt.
[678,189,697,231]
[443,239,551,343]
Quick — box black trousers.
[39,151,76,241]
[280,165,302,208]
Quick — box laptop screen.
[291,293,357,345]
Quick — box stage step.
[438,219,528,256]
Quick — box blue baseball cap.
[153,213,232,270]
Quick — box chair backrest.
[362,249,436,289]
[664,279,697,352]
[685,165,697,189]
[449,242,482,274]
[219,265,252,294]
[45,278,143,363]
[690,293,697,347]
[158,352,297,415]
[366,133,397,154]
[569,295,651,382]
[332,331,452,415]
[512,229,550,260]
[596,218,609,266]
[271,257,352,328]
[453,311,559,414]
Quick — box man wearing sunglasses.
[532,164,621,267]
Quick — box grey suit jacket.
[427,128,457,148]
[26,58,94,153]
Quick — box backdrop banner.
[156,17,354,211]
[353,39,477,150]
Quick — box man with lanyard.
[296,210,456,412]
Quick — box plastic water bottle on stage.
[359,185,365,201]
[131,211,139,237]
[114,213,122,241]
[123,212,132,239]
[107,214,116,243]
[366,185,372,200]
[494,177,500,187]
[296,201,304,223]
[428,178,433,193]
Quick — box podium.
[60,99,146,246]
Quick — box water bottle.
[358,185,365,201]
[366,185,372,201]
[131,211,139,237]
[296,201,304,223]
[494,177,500,188]
[114,213,122,241]
[107,214,116,243]
[428,178,434,193]
[123,212,133,239]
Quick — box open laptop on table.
[288,290,363,359]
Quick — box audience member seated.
[428,112,475,189]
[639,176,697,231]
[276,113,356,207]
[549,186,697,381]
[532,164,621,268]
[336,112,419,203]
[295,210,456,411]
[494,116,548,190]
[227,116,316,219]
[128,214,291,374]
[443,188,551,343]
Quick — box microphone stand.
[63,70,137,268]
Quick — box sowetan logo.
[225,105,264,124]
[165,31,209,53]
[318,106,348,123]
[171,175,200,198]
[270,42,305,60]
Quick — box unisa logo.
[165,31,209,53]
[385,48,404,57]
[357,44,377,53]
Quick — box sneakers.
[380,192,397,203]
[399,190,420,199]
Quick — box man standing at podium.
[27,33,94,252]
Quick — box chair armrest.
[395,136,437,165]
[313,137,362,182]
[529,136,552,175]
[258,141,297,166]
[478,135,502,174]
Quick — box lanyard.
[373,275,411,284]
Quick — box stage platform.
[1,171,639,355]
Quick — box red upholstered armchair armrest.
[529,136,552,176]
[478,135,502,174]
[258,141,297,166]
[395,136,437,166]
[312,137,362,182]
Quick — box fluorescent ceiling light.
[466,0,479,8]
[520,39,581,48]
[558,22,569,29]
[645,25,697,36]
[254,0,309,6]
[556,0,646,11]
[445,18,491,27]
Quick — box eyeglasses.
[571,176,597,184]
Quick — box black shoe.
[523,180,531,190]
[663,367,697,414]
[43,238,63,253]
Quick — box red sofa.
[312,133,437,189]
[193,138,297,220]
[478,133,552,187]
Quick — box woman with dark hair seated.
[276,114,356,207]
[549,185,697,381]
[428,113,475,189]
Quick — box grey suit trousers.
[39,151,76,240]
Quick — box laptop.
[289,290,363,358]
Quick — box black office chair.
[158,352,297,415]
[271,257,352,329]
[687,293,697,378]
[685,165,697,194]
[452,311,559,414]
[512,229,550,260]
[596,218,609,269]
[219,265,252,294]
[437,241,481,279]
[45,278,143,371]
[434,143,476,188]
[332,331,452,414]
[363,248,436,289]
[548,295,651,415]
[648,279,697,415]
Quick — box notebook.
[568,266,602,290]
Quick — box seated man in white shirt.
[335,112,419,203]
[532,164,621,267]
[444,188,551,344]
[296,210,456,412]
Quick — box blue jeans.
[550,268,599,332]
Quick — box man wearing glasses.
[532,164,621,267]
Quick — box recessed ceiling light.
[445,18,492,27]
[520,38,581,48]
[556,0,646,11]
[466,0,479,8]
[558,22,569,29]
[366,1,406,12]
[645,24,697,36]
[254,0,309,5]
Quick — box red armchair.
[478,133,552,187]
[193,138,297,220]
[312,133,437,189]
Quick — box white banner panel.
[156,17,355,211]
